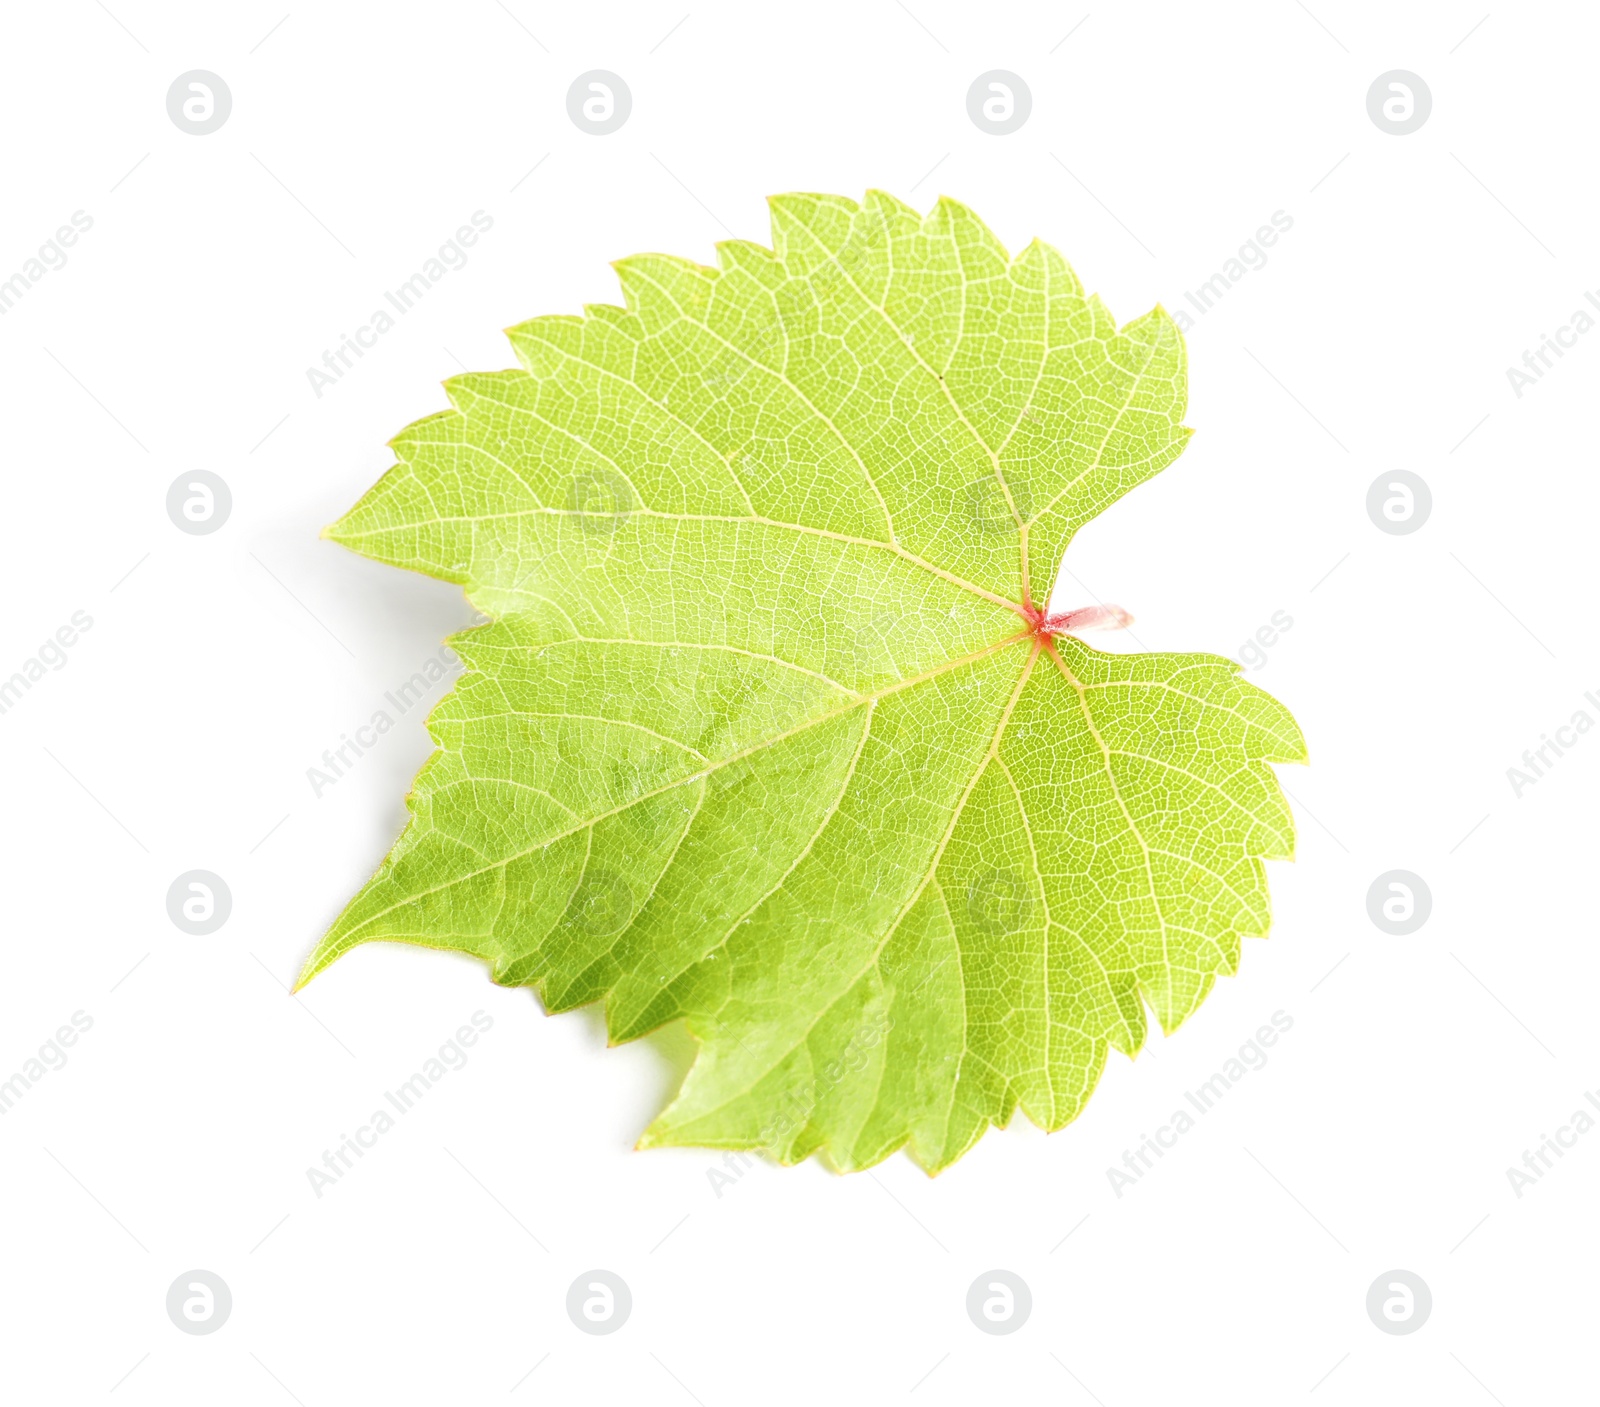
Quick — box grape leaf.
[298,191,1305,1174]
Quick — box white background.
[2,1,1595,1401]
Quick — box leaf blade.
[301,191,1304,1175]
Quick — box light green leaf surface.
[300,191,1305,1173]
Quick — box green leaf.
[299,191,1305,1173]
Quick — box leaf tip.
[292,936,342,992]
[321,514,360,547]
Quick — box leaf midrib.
[334,502,1029,622]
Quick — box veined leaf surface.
[300,191,1305,1174]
